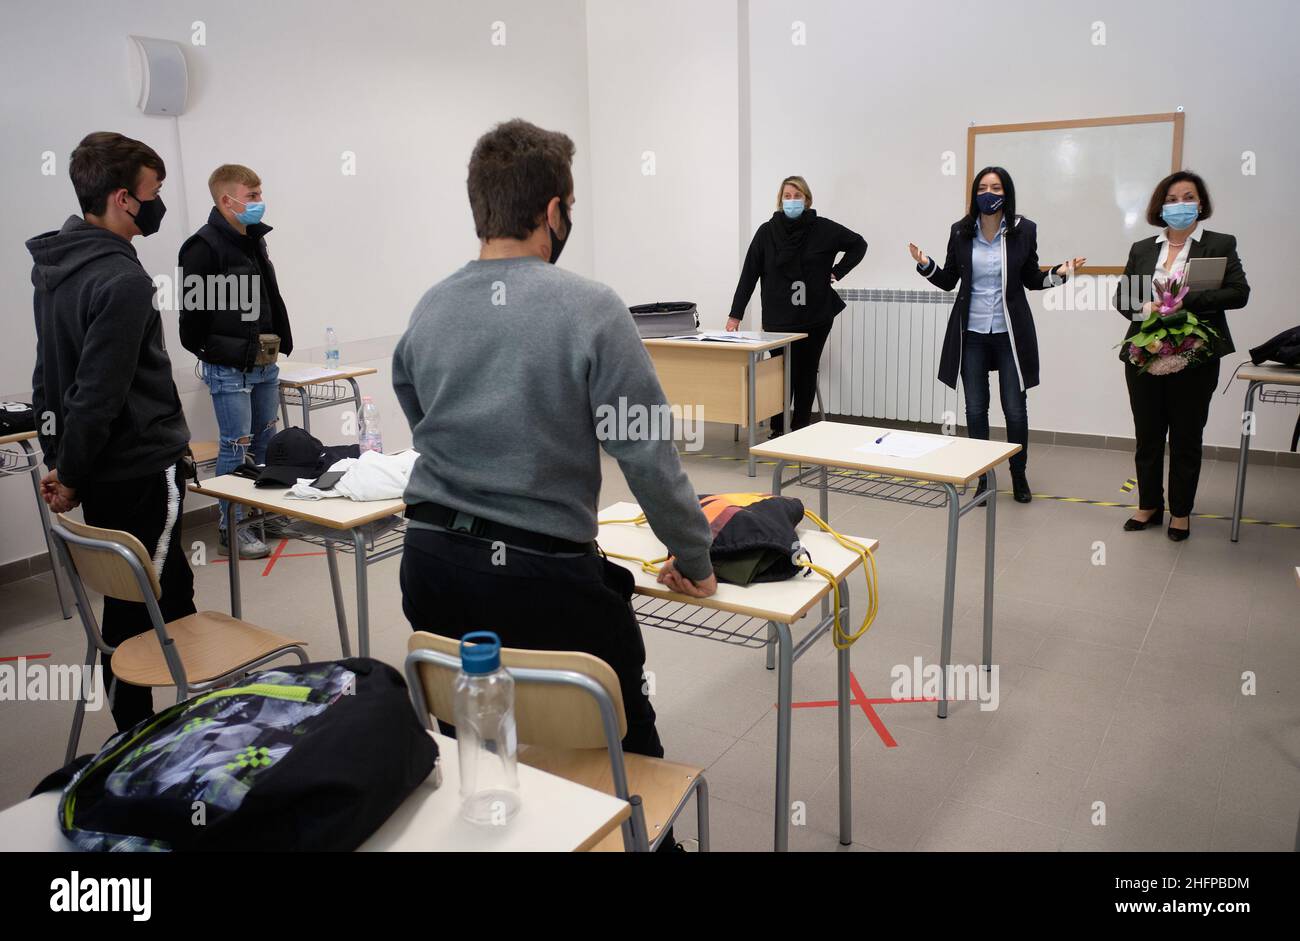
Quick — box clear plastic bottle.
[325,327,340,368]
[358,396,383,454]
[453,631,521,826]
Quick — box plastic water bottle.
[325,327,340,368]
[453,632,521,826]
[358,396,383,453]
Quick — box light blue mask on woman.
[782,198,805,219]
[1160,202,1198,230]
[233,198,266,225]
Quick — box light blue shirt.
[968,221,1007,334]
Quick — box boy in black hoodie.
[28,131,196,731]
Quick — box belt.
[405,502,593,555]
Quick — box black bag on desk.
[1250,325,1300,366]
[0,401,35,434]
[629,301,699,339]
[35,658,438,852]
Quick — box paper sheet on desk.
[280,365,343,383]
[854,433,954,459]
[661,330,783,343]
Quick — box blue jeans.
[961,331,1027,474]
[202,362,280,532]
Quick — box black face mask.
[124,191,167,237]
[548,202,572,264]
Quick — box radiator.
[825,289,958,424]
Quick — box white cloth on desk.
[286,449,418,501]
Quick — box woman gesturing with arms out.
[909,167,1084,502]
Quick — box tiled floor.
[1,429,1296,851]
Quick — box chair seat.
[190,440,219,465]
[112,611,307,687]
[519,744,703,851]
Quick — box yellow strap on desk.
[597,506,880,649]
[798,510,879,649]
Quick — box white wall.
[585,0,741,326]
[747,0,1300,450]
[0,0,593,566]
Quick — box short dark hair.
[466,119,574,240]
[1146,170,1212,226]
[69,132,166,216]
[963,166,1019,239]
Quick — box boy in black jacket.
[28,131,196,731]
[178,164,293,560]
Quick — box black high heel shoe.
[1123,508,1163,531]
[1167,517,1191,542]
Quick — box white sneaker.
[218,528,272,559]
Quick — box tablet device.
[311,469,346,491]
[1185,256,1225,291]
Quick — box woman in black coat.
[728,175,867,435]
[909,166,1084,502]
[1112,170,1250,541]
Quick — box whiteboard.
[969,115,1181,272]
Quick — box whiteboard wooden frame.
[966,112,1185,274]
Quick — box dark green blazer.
[1112,229,1250,363]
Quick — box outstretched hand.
[1056,257,1087,278]
[908,243,929,267]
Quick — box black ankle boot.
[1011,470,1031,503]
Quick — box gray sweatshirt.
[392,256,714,582]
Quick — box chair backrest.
[406,631,628,750]
[52,514,161,603]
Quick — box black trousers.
[400,526,664,759]
[1125,358,1220,517]
[79,460,196,731]
[769,320,833,434]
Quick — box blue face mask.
[782,199,805,219]
[231,197,265,225]
[975,191,1004,215]
[1160,202,1198,230]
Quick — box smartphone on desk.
[311,469,346,491]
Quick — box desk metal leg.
[982,467,996,670]
[22,440,71,619]
[782,344,792,439]
[325,544,352,658]
[747,352,758,477]
[937,483,960,718]
[228,511,243,619]
[346,378,362,425]
[771,619,794,851]
[278,388,290,430]
[299,387,312,436]
[351,528,370,658]
[1231,381,1262,543]
[836,582,853,846]
[820,465,830,619]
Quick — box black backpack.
[0,401,35,434]
[1250,325,1300,366]
[35,658,438,851]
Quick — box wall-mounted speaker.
[129,36,188,116]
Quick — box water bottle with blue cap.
[453,631,520,825]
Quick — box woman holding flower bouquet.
[1113,170,1250,541]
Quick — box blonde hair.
[207,164,261,203]
[775,175,812,208]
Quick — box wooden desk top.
[276,363,379,387]
[642,332,808,354]
[597,501,878,625]
[0,430,37,447]
[1237,364,1300,386]
[190,473,404,530]
[749,421,1021,486]
[0,734,630,853]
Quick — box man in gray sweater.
[394,119,715,770]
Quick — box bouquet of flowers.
[1122,276,1219,376]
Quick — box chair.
[404,631,709,852]
[50,514,309,764]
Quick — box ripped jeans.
[202,362,280,533]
